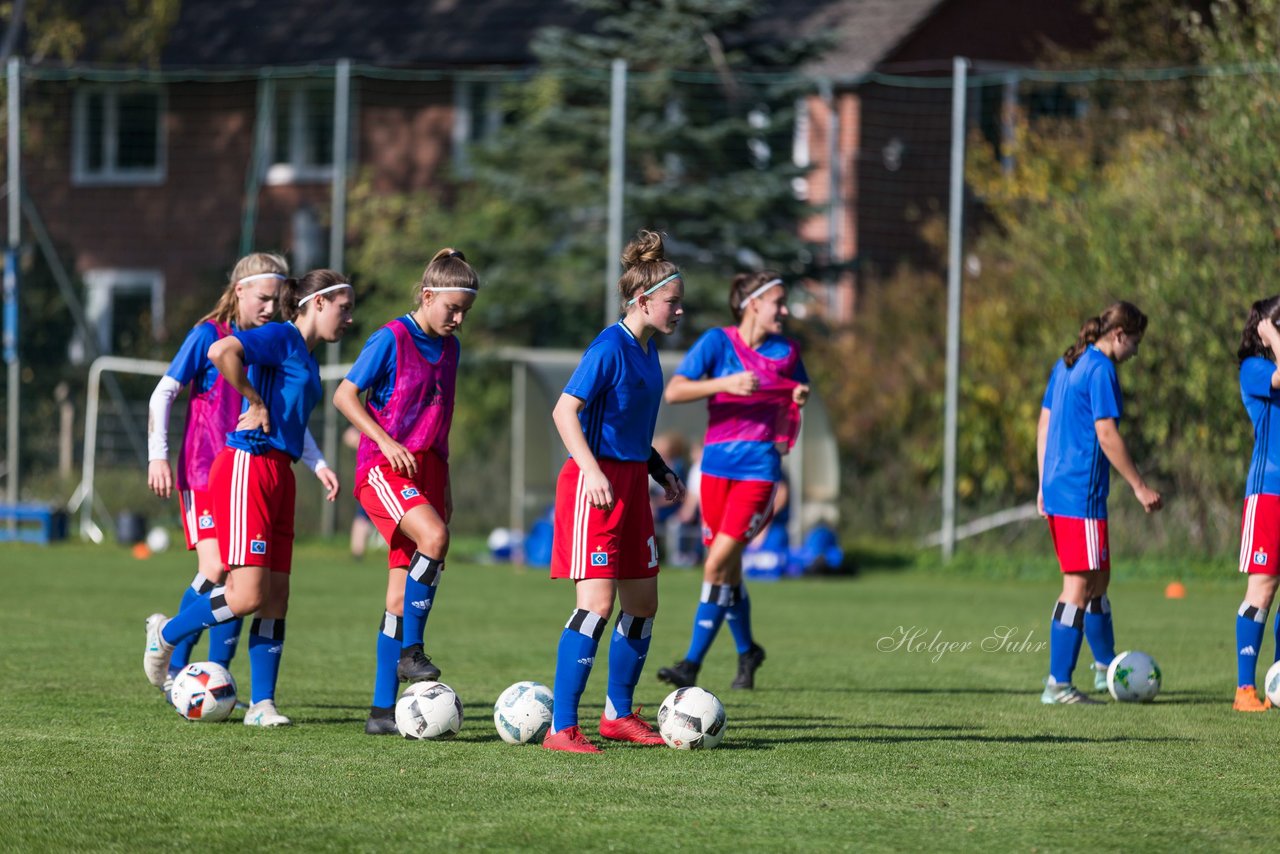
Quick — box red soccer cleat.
[542,725,603,753]
[598,710,665,745]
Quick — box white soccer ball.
[657,686,726,750]
[395,681,463,739]
[170,661,237,722]
[1107,650,1161,702]
[493,681,553,745]
[1264,660,1280,707]
[145,526,171,553]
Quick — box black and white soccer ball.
[170,661,237,722]
[657,686,726,750]
[493,680,553,745]
[395,681,463,739]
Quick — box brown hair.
[1063,301,1148,368]
[281,269,349,322]
[1239,296,1280,363]
[417,247,480,306]
[618,230,679,311]
[729,270,784,323]
[198,252,289,326]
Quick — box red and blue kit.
[1040,346,1122,573]
[1238,357,1280,576]
[677,327,807,544]
[552,322,664,580]
[209,322,323,573]
[345,315,457,567]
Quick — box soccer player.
[655,272,809,692]
[542,230,686,753]
[1037,301,1162,705]
[143,270,351,726]
[332,248,479,736]
[1231,297,1280,711]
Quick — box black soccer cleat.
[731,644,766,690]
[656,659,700,688]
[365,706,398,736]
[397,644,441,683]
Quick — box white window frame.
[451,78,503,175]
[72,85,167,186]
[265,81,336,186]
[78,269,165,360]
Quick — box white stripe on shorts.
[572,468,589,580]
[230,449,250,565]
[367,467,407,524]
[180,489,197,548]
[1240,494,1259,574]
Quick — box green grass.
[0,542,1273,850]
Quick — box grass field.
[0,541,1272,851]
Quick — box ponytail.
[618,230,679,311]
[282,269,349,322]
[1063,301,1148,368]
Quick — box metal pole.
[6,56,19,514]
[322,58,351,537]
[820,78,841,313]
[941,57,968,562]
[510,360,526,553]
[604,58,626,326]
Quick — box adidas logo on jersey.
[1241,645,1258,656]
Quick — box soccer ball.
[493,681,553,745]
[1264,660,1280,706]
[145,526,171,553]
[1107,650,1161,702]
[657,686,726,750]
[170,662,237,722]
[395,681,463,739]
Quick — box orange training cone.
[131,542,152,560]
[1165,581,1185,599]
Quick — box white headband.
[423,287,479,295]
[626,272,682,307]
[238,273,286,286]
[741,278,783,307]
[297,283,352,307]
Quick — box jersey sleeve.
[1241,358,1278,400]
[344,327,396,392]
[165,323,220,385]
[793,354,810,384]
[675,329,723,379]
[235,323,290,368]
[564,338,619,404]
[1089,362,1123,421]
[1040,362,1060,410]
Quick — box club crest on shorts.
[400,487,420,500]
[250,538,268,555]
[591,551,609,567]
[1256,547,1269,567]
[198,511,214,530]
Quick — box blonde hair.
[618,230,679,311]
[281,269,348,322]
[417,247,479,306]
[199,252,289,326]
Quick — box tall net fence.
[0,59,1274,554]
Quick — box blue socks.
[248,618,285,704]
[207,619,243,668]
[1238,602,1268,688]
[403,552,442,649]
[168,574,215,676]
[161,585,235,646]
[552,609,606,733]
[684,583,727,664]
[1083,595,1116,670]
[1048,600,1084,685]
[605,614,654,721]
[725,583,754,655]
[373,612,402,709]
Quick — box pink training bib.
[354,319,458,492]
[177,321,242,492]
[703,326,802,452]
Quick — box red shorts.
[1047,515,1110,573]
[551,457,658,581]
[178,488,218,550]
[1239,494,1280,575]
[700,473,777,546]
[208,447,296,574]
[357,450,448,569]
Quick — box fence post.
[605,58,626,326]
[819,78,841,313]
[322,58,352,537]
[6,56,20,517]
[942,56,968,563]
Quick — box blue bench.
[0,503,68,544]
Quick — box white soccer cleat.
[143,613,175,688]
[1041,677,1103,705]
[243,699,292,727]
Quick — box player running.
[143,270,351,726]
[1037,301,1162,705]
[542,230,686,753]
[1231,297,1280,712]
[332,248,479,735]
[656,271,809,692]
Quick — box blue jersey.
[1040,346,1123,519]
[344,314,447,405]
[676,328,809,483]
[1241,356,1280,497]
[165,321,224,394]
[563,322,664,463]
[225,322,321,461]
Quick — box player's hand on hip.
[724,371,759,396]
[147,459,173,499]
[237,400,270,434]
[792,383,810,406]
[583,469,615,511]
[316,466,340,502]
